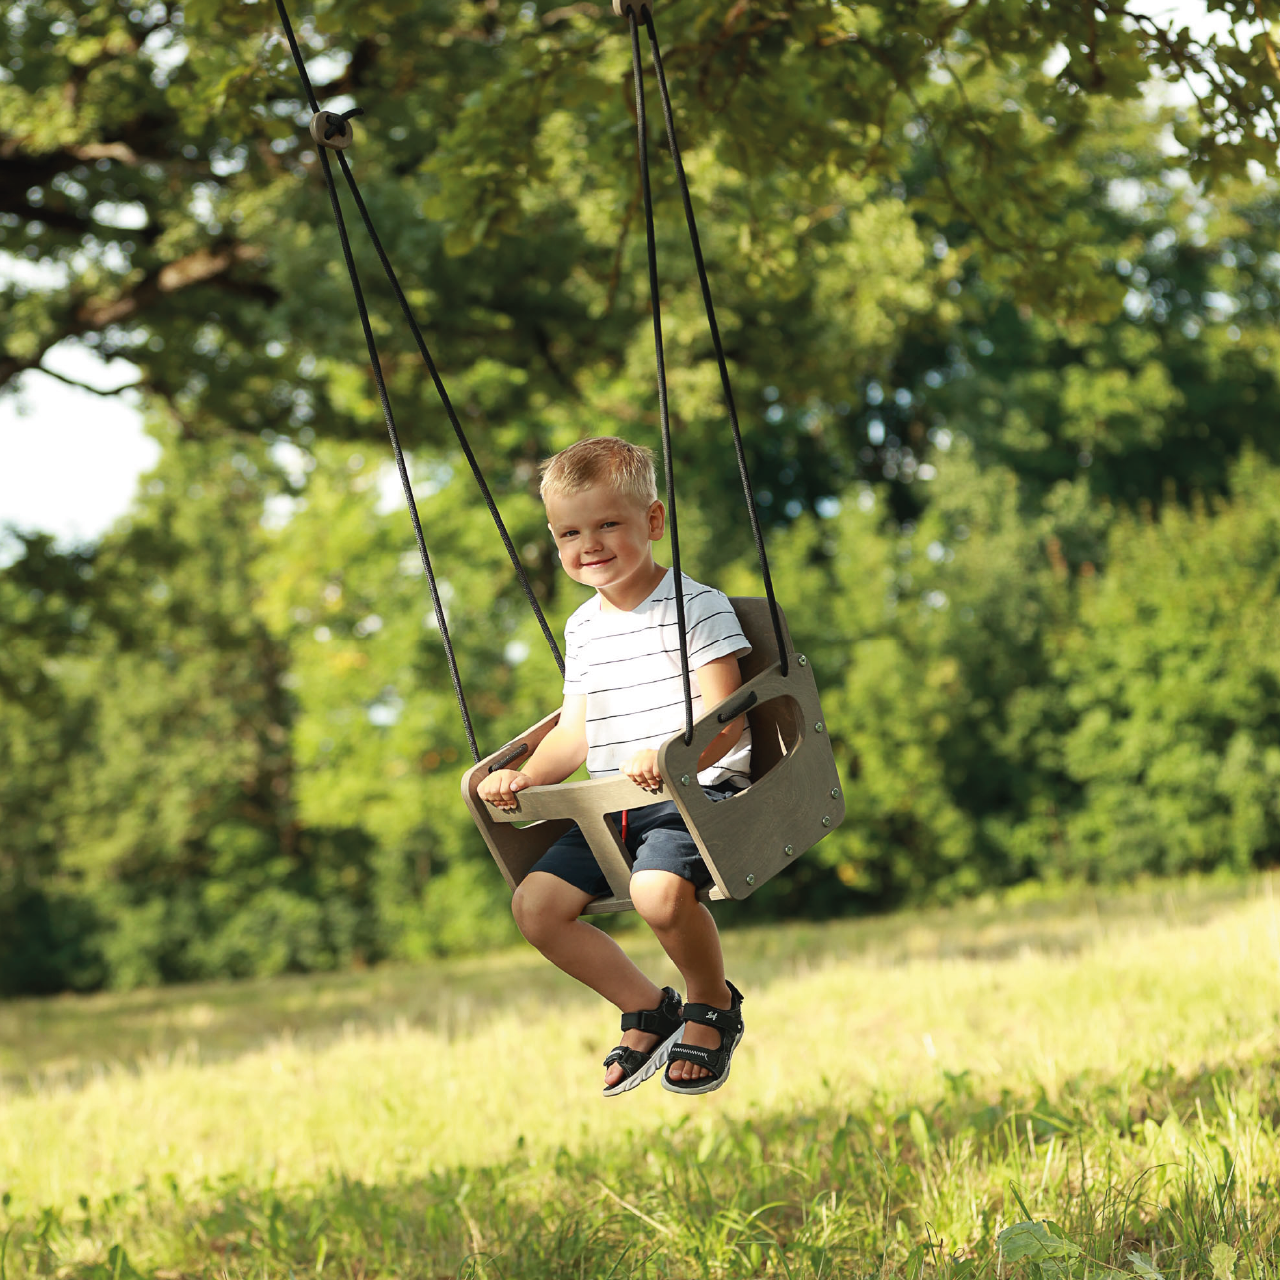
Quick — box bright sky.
[0,2,1243,549]
[0,343,156,549]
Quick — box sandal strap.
[679,981,744,1038]
[620,1009,664,1034]
[680,1002,743,1035]
[668,1040,731,1074]
[603,1045,650,1075]
[619,986,682,1036]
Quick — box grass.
[3,874,1280,1277]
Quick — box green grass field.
[3,876,1280,1278]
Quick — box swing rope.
[626,6,695,746]
[638,7,789,679]
[272,0,565,701]
[322,143,481,762]
[274,0,480,762]
[328,151,565,678]
[273,0,791,763]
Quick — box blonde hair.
[539,436,658,507]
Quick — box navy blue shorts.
[529,783,739,898]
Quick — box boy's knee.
[630,870,695,932]
[512,876,573,948]
[511,880,547,944]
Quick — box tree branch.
[29,365,142,397]
[0,241,273,391]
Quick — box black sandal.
[602,986,684,1097]
[661,980,745,1095]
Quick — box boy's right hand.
[478,769,533,810]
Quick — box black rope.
[274,0,480,762]
[275,0,561,677]
[331,150,564,675]
[628,5,694,746]
[642,10,789,676]
[274,0,320,112]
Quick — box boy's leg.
[512,871,667,1087]
[628,869,733,1083]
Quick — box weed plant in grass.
[3,876,1280,1276]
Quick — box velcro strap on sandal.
[668,1043,721,1068]
[603,1045,648,1074]
[680,1002,742,1035]
[620,1008,664,1034]
[619,987,681,1036]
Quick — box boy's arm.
[693,654,746,771]
[618,654,746,790]
[478,695,588,809]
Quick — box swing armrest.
[465,720,669,901]
[487,774,667,823]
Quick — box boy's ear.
[648,499,666,540]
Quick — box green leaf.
[1127,1251,1165,1280]
[908,1108,932,1161]
[997,1222,1082,1262]
[1209,1243,1237,1280]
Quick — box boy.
[477,436,751,1096]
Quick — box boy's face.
[545,484,665,594]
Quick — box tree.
[5,0,1280,476]
[10,2,1280,989]
[0,533,104,992]
[848,101,1280,538]
[1054,451,1280,879]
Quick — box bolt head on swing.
[612,0,653,17]
[308,111,356,151]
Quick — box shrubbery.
[8,431,1280,992]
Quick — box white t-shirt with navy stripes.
[562,570,753,787]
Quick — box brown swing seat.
[461,597,845,914]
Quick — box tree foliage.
[7,1,1280,989]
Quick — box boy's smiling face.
[545,483,666,608]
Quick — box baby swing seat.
[461,598,845,913]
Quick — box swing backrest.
[730,597,800,782]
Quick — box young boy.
[477,436,751,1096]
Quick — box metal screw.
[680,774,691,786]
[830,787,840,799]
[745,873,756,886]
[822,815,832,827]
[814,721,825,733]
[784,844,794,857]
[797,654,808,666]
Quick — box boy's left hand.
[620,749,663,793]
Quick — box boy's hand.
[620,749,663,793]
[478,769,533,810]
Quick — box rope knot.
[308,107,364,151]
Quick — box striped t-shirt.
[562,570,753,787]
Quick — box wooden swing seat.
[461,598,845,913]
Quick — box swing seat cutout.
[462,598,845,914]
